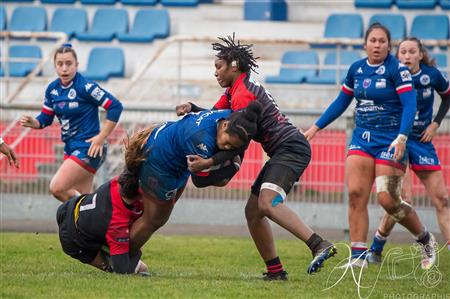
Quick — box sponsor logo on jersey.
[363,78,371,88]
[57,102,66,109]
[68,88,77,100]
[91,87,105,101]
[375,78,386,89]
[357,67,363,74]
[400,70,412,82]
[423,88,432,98]
[349,144,361,150]
[419,74,430,85]
[196,143,208,153]
[419,155,434,165]
[84,83,93,92]
[380,151,394,160]
[359,99,374,106]
[50,89,59,96]
[69,102,79,109]
[195,111,213,126]
[375,65,385,75]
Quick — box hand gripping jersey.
[410,64,450,139]
[139,109,231,201]
[36,72,123,146]
[213,73,299,156]
[342,54,414,132]
[74,177,143,257]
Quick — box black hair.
[118,127,155,199]
[364,22,392,49]
[226,101,262,143]
[212,33,259,74]
[397,36,436,67]
[54,43,78,62]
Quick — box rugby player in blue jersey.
[20,44,123,202]
[305,24,437,269]
[368,37,450,265]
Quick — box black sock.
[306,233,323,253]
[417,231,430,246]
[265,256,284,274]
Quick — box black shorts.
[251,132,311,197]
[56,197,99,264]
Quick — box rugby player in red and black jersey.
[176,34,337,279]
[57,172,148,275]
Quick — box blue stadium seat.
[83,47,125,81]
[244,0,287,21]
[160,0,198,6]
[41,0,76,4]
[354,0,393,8]
[1,0,33,2]
[439,0,450,8]
[76,9,128,41]
[121,0,157,5]
[0,6,6,30]
[266,51,318,84]
[324,14,363,39]
[117,9,170,43]
[50,8,88,39]
[9,7,47,32]
[411,15,449,41]
[8,45,42,77]
[432,53,447,68]
[396,0,437,9]
[307,50,361,84]
[81,0,116,4]
[369,14,406,40]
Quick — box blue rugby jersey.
[410,64,450,139]
[143,109,232,177]
[342,54,414,132]
[36,72,123,145]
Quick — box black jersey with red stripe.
[213,73,300,156]
[75,177,143,256]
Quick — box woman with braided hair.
[176,34,336,279]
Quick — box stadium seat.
[266,51,318,84]
[312,13,363,48]
[410,15,449,41]
[307,50,361,84]
[440,0,450,9]
[0,6,6,30]
[76,8,128,41]
[354,0,393,8]
[1,0,33,2]
[396,0,437,9]
[121,0,157,5]
[81,0,116,4]
[369,14,406,40]
[8,45,42,77]
[50,8,88,39]
[41,0,76,4]
[117,9,170,43]
[160,0,198,6]
[244,0,287,21]
[432,53,448,68]
[82,47,125,81]
[9,7,47,32]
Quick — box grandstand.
[1,0,449,236]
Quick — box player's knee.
[433,194,449,211]
[49,180,65,198]
[348,189,367,211]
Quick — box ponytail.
[118,126,155,198]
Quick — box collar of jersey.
[365,59,384,68]
[59,80,74,89]
[228,73,247,96]
[411,69,422,77]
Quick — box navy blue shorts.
[64,142,107,174]
[407,138,441,171]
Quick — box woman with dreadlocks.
[176,34,336,279]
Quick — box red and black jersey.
[74,177,143,256]
[213,73,299,156]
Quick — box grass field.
[1,232,449,299]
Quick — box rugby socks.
[369,230,387,254]
[351,242,368,260]
[265,256,284,275]
[415,230,430,246]
[306,233,323,254]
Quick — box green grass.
[1,233,449,299]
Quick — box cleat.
[262,270,288,281]
[367,251,382,265]
[307,240,337,274]
[338,258,368,269]
[135,260,149,275]
[419,233,437,270]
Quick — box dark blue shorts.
[348,127,407,171]
[64,141,107,174]
[407,138,441,171]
